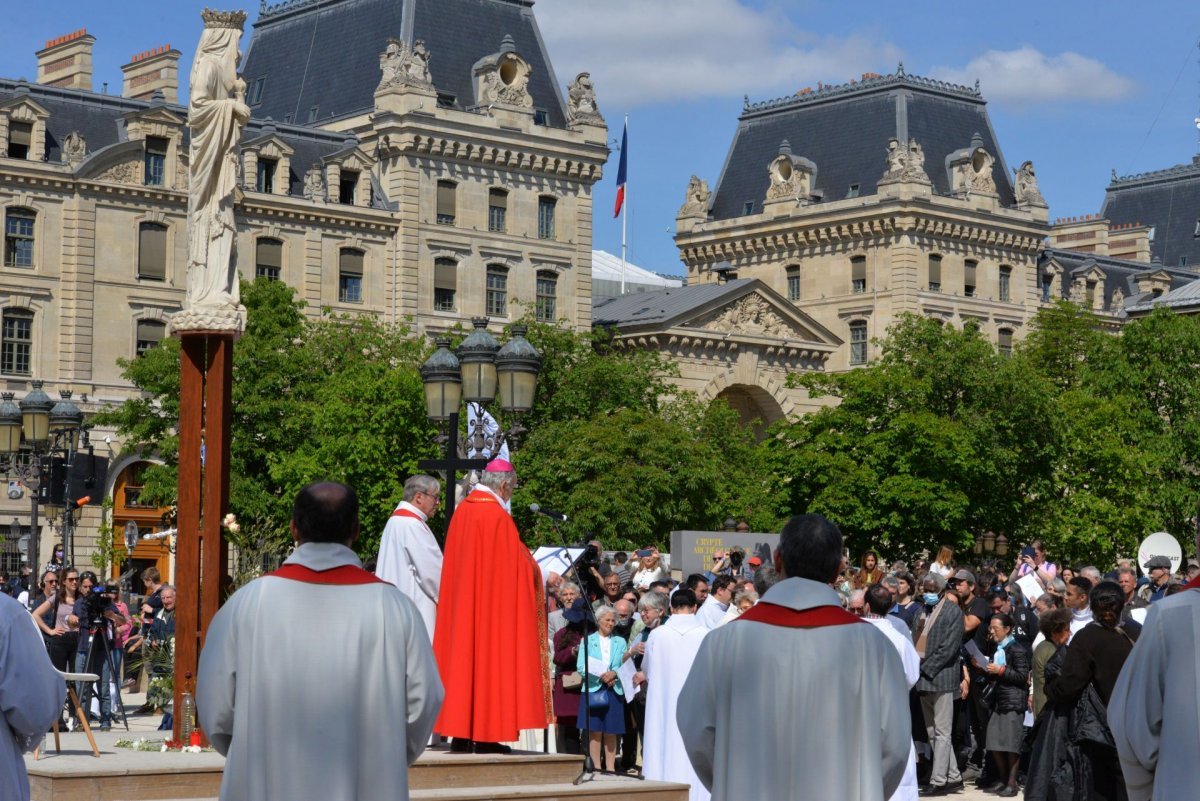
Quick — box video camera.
[82,583,110,626]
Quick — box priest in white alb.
[639,587,710,801]
[677,514,910,801]
[376,474,443,639]
[198,482,443,801]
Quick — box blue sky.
[5,1,1200,276]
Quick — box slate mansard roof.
[241,0,568,127]
[1040,247,1198,312]
[1101,157,1200,269]
[709,68,1016,221]
[0,78,352,199]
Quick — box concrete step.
[412,778,689,801]
[412,750,581,789]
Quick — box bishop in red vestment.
[432,460,551,751]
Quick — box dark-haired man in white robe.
[199,482,442,801]
[678,514,910,801]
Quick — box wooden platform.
[26,732,689,801]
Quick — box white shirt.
[696,595,730,629]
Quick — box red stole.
[737,601,865,628]
[267,563,387,585]
[1184,574,1200,591]
[392,508,424,521]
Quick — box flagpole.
[621,114,628,295]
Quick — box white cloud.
[533,0,902,110]
[931,47,1135,107]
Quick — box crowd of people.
[5,463,1199,801]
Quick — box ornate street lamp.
[495,325,541,415]
[982,531,996,554]
[419,338,462,423]
[19,381,52,444]
[8,518,20,542]
[124,521,140,553]
[49,391,84,450]
[457,318,499,405]
[973,533,984,556]
[0,394,21,454]
[723,517,738,531]
[995,533,1009,557]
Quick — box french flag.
[613,120,627,218]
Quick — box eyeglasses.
[65,576,78,582]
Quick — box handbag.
[561,672,582,693]
[587,687,610,711]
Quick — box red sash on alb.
[267,563,387,585]
[392,508,424,520]
[1185,574,1200,591]
[737,601,865,628]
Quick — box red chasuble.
[432,489,552,742]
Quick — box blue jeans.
[75,642,112,725]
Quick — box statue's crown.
[201,8,248,29]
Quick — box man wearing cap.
[1136,556,1174,605]
[375,475,443,641]
[432,459,551,754]
[949,569,991,780]
[1109,531,1200,800]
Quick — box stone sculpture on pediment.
[702,294,793,338]
[303,163,326,202]
[679,175,709,217]
[98,160,140,185]
[1013,160,1046,206]
[1110,286,1125,311]
[567,72,603,125]
[61,131,86,167]
[956,149,996,194]
[378,38,433,91]
[475,36,534,110]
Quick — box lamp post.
[418,320,541,529]
[0,382,91,575]
[122,521,139,592]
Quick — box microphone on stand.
[529,503,568,523]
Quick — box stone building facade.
[0,0,607,576]
[674,69,1052,375]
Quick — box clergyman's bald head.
[292,482,360,545]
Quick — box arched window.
[536,271,557,322]
[256,238,283,281]
[136,320,166,357]
[434,257,457,311]
[3,207,36,268]
[138,222,168,281]
[849,321,867,365]
[486,265,508,317]
[1,309,33,376]
[786,265,800,301]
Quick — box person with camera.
[1014,540,1056,590]
[67,571,127,731]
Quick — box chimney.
[121,45,181,103]
[36,29,95,91]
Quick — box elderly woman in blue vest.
[576,604,629,771]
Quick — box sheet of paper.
[964,639,990,670]
[617,659,640,702]
[1016,573,1044,603]
[1130,607,1148,625]
[1023,710,1034,727]
[587,656,608,677]
[532,546,585,583]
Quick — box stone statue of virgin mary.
[175,8,251,333]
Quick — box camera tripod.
[80,615,130,732]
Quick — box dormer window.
[7,122,32,160]
[144,136,168,186]
[256,157,277,194]
[742,201,755,215]
[847,184,860,199]
[248,78,265,106]
[339,170,359,205]
[308,106,319,123]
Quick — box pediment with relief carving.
[685,291,831,344]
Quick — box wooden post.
[174,332,233,743]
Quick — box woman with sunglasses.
[31,567,81,727]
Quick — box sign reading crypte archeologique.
[669,531,779,579]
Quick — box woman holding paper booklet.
[979,613,1031,797]
[1015,539,1057,589]
[577,605,629,771]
